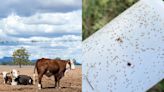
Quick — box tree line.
[0,47,79,68]
[0,47,34,67]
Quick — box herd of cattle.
[0,58,75,89]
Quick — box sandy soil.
[0,65,82,92]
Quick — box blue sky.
[0,0,82,63]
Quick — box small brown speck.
[116,37,123,43]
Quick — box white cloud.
[18,35,81,42]
[0,0,82,63]
[0,34,81,61]
[0,10,81,37]
[0,29,5,36]
[23,10,81,25]
[38,0,81,7]
[0,39,81,61]
[0,0,81,18]
[50,42,65,47]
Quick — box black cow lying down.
[14,75,33,85]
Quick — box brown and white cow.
[0,71,12,84]
[33,58,75,89]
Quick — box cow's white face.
[66,60,75,70]
[1,71,8,78]
[66,63,71,70]
[11,69,19,78]
[0,71,9,84]
[70,60,75,70]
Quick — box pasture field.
[0,65,82,92]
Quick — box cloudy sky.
[0,0,82,63]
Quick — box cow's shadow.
[42,86,70,89]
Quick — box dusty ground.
[0,65,82,92]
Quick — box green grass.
[147,79,164,92]
[82,0,138,40]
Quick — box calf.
[11,69,33,85]
[15,75,33,85]
[0,71,12,84]
[34,58,75,89]
[11,69,19,78]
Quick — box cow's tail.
[33,62,37,85]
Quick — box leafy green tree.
[12,47,30,68]
[147,79,164,92]
[72,58,76,63]
[1,62,8,65]
[83,0,138,40]
[55,57,61,60]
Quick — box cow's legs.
[38,73,44,89]
[54,75,57,88]
[54,74,61,88]
[57,73,63,88]
[57,80,60,88]
[4,79,7,84]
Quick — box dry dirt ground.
[0,65,82,92]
